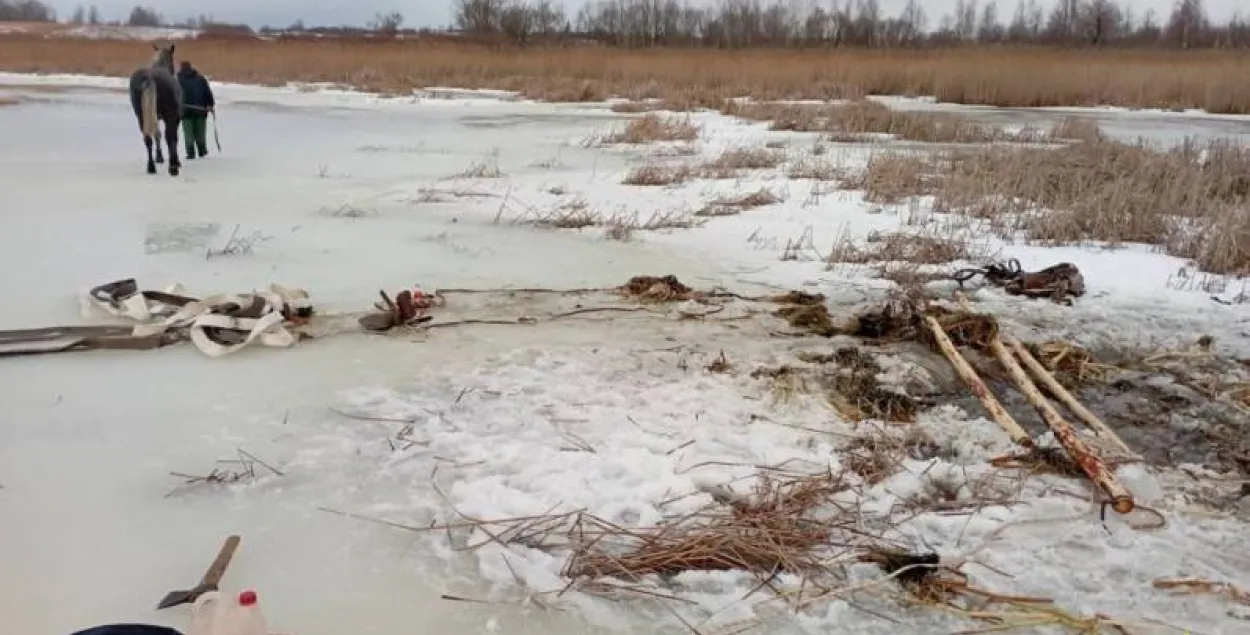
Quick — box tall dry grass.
[726,98,1037,144]
[2,36,1250,112]
[857,138,1250,275]
[602,113,699,143]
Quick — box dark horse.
[128,42,183,176]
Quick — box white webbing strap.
[80,280,309,357]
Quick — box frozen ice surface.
[1,73,1249,635]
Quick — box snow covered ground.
[1,73,1248,635]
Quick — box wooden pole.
[953,296,1134,514]
[922,314,1033,447]
[1005,337,1137,458]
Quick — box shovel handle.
[199,535,241,588]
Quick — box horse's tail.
[139,77,158,139]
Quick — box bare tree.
[977,1,1003,42]
[0,0,57,21]
[954,0,979,40]
[434,0,1250,49]
[125,5,162,27]
[1164,0,1208,48]
[454,0,504,36]
[1076,0,1123,45]
[370,10,404,35]
[498,0,534,43]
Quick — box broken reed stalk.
[1006,338,1137,458]
[954,296,1134,514]
[922,314,1032,446]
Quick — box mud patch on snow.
[946,347,1250,478]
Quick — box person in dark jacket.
[69,624,183,635]
[176,60,215,159]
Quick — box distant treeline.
[5,0,1249,49]
[449,0,1248,48]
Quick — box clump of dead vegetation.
[815,347,925,423]
[720,101,844,131]
[363,450,1146,633]
[609,100,661,113]
[829,228,982,267]
[851,137,1250,274]
[609,98,702,113]
[455,158,504,178]
[621,163,694,186]
[1025,340,1119,388]
[849,152,937,203]
[769,290,837,337]
[727,98,1029,145]
[825,99,1020,144]
[602,113,700,144]
[503,198,704,232]
[697,146,785,178]
[615,274,698,302]
[1047,116,1105,142]
[697,187,784,216]
[787,156,845,181]
[563,468,856,581]
[841,423,942,484]
[166,448,284,497]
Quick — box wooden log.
[952,296,1134,514]
[922,314,1032,447]
[1005,337,1137,458]
[992,334,1134,513]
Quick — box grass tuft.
[697,187,784,217]
[622,163,695,186]
[604,113,700,144]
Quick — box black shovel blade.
[156,583,215,610]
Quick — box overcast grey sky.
[50,0,1240,31]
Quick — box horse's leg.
[144,135,156,174]
[164,116,182,177]
[154,122,165,164]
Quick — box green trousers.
[182,114,209,158]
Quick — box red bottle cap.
[238,590,258,606]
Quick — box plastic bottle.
[188,590,224,635]
[218,589,270,635]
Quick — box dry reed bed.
[854,138,1250,275]
[724,98,1110,145]
[727,98,1026,144]
[3,36,1250,112]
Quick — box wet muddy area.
[880,341,1250,478]
[753,293,1250,482]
